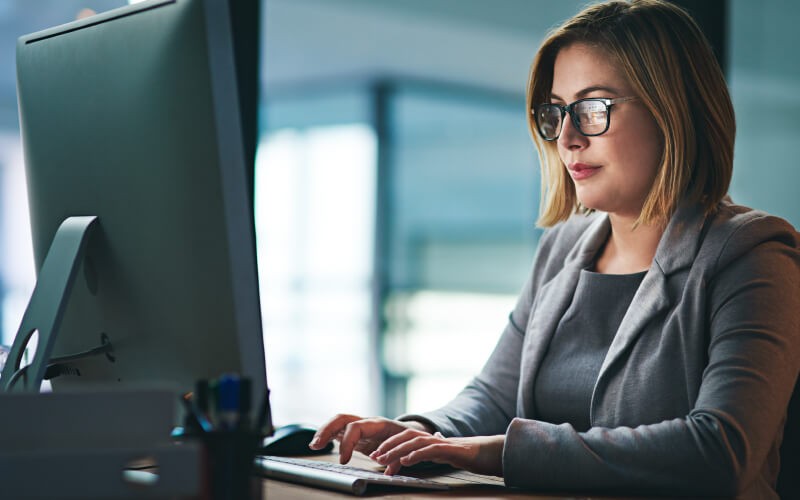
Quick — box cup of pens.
[179,374,265,500]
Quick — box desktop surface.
[261,451,518,499]
[258,451,667,499]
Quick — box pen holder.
[200,429,262,500]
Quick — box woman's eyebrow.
[550,85,624,102]
[577,85,624,97]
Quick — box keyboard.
[256,455,450,495]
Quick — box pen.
[257,387,273,437]
[239,377,252,430]
[217,373,241,430]
[208,378,220,428]
[195,379,210,417]
[180,392,212,433]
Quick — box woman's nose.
[557,113,589,150]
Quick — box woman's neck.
[594,213,664,274]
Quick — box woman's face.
[551,43,662,219]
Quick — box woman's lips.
[568,163,601,180]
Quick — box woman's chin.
[575,193,605,212]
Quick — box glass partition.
[380,84,540,416]
[256,83,540,421]
[256,90,378,425]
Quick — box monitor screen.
[6,0,268,417]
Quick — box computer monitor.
[2,0,268,423]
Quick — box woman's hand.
[308,414,433,464]
[369,430,505,477]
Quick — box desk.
[259,452,642,499]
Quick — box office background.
[0,0,797,427]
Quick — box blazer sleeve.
[502,216,800,497]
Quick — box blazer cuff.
[503,417,580,489]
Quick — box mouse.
[261,424,333,456]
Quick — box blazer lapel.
[518,214,610,417]
[596,267,671,380]
[595,200,708,385]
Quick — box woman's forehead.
[551,43,632,100]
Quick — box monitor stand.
[0,216,98,392]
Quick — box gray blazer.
[407,200,800,498]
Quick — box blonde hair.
[528,0,735,227]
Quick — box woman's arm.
[503,222,800,497]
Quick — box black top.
[534,268,646,431]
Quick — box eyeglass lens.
[536,100,610,140]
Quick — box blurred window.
[380,85,540,415]
[256,90,378,425]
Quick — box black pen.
[256,388,273,437]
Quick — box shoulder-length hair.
[528,0,735,227]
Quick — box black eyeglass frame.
[532,96,636,141]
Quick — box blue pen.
[216,374,241,430]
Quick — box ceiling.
[0,0,585,128]
[262,0,583,94]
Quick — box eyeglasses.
[532,97,636,141]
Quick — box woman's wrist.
[402,419,436,434]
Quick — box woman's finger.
[370,428,427,457]
[384,459,404,476]
[399,442,461,469]
[338,418,392,463]
[372,433,445,467]
[309,414,360,450]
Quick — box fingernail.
[309,437,319,447]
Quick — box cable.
[5,342,114,390]
[47,342,113,365]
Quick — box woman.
[310,1,800,497]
